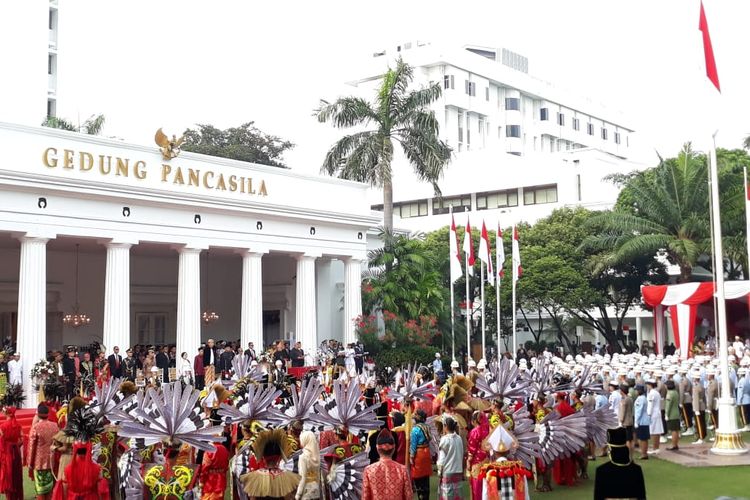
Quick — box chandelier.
[63,244,91,328]
[201,250,220,325]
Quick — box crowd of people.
[0,332,745,499]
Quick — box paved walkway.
[653,430,750,467]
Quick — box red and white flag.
[449,212,463,283]
[479,220,494,285]
[496,225,505,279]
[512,225,522,282]
[463,218,475,276]
[699,1,720,92]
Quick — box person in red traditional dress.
[52,442,109,500]
[0,406,23,500]
[467,410,489,500]
[362,429,412,500]
[552,392,577,487]
[531,395,552,492]
[199,442,230,500]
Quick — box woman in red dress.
[467,410,489,500]
[0,407,23,500]
[552,392,577,487]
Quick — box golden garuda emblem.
[154,128,185,161]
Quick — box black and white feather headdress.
[309,378,382,436]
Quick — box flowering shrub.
[30,359,55,380]
[354,310,440,357]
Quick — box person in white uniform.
[7,353,21,386]
[646,378,663,454]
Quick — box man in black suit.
[203,338,219,386]
[156,345,170,382]
[218,345,235,379]
[62,347,77,398]
[244,342,256,361]
[107,346,123,379]
[290,341,305,368]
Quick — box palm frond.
[315,97,378,128]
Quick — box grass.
[19,433,750,499]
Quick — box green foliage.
[316,58,452,231]
[374,344,439,369]
[590,144,750,282]
[364,228,446,321]
[181,122,293,167]
[42,114,105,135]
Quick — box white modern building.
[346,42,644,232]
[0,122,377,406]
[0,0,59,124]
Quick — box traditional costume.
[362,429,412,500]
[593,427,646,500]
[0,407,23,500]
[240,428,300,499]
[27,404,60,498]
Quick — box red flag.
[496,226,505,279]
[463,218,475,276]
[512,225,522,282]
[449,213,462,283]
[699,1,720,92]
[479,220,494,285]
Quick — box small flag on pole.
[463,217,475,276]
[496,225,505,279]
[449,211,463,283]
[699,0,721,92]
[479,220,494,285]
[512,225,522,282]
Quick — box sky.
[50,0,750,173]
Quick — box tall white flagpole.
[465,249,471,366]
[709,135,747,455]
[512,265,517,361]
[481,261,486,361]
[449,206,456,362]
[496,274,501,359]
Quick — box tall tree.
[181,122,293,167]
[583,144,709,282]
[42,114,105,135]
[315,58,452,232]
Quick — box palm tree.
[42,114,105,135]
[582,143,710,282]
[315,58,451,232]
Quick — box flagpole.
[465,251,471,368]
[709,135,747,455]
[496,273,501,359]
[512,264,517,361]
[449,206,456,362]
[744,167,750,270]
[481,261,486,361]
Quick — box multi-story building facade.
[349,42,643,231]
[0,0,59,124]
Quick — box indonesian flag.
[496,225,505,279]
[479,220,494,285]
[512,225,522,282]
[699,1,720,92]
[449,213,462,283]
[463,218,475,276]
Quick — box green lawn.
[20,433,750,499]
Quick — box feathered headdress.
[277,377,324,428]
[388,363,438,403]
[309,378,382,436]
[118,382,224,452]
[475,358,532,402]
[536,409,589,464]
[583,405,618,449]
[528,357,556,399]
[65,406,105,442]
[218,383,286,426]
[223,355,265,392]
[502,404,541,468]
[90,377,136,425]
[321,451,370,500]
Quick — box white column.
[240,250,264,351]
[343,257,362,346]
[103,243,132,353]
[16,236,49,408]
[176,247,201,362]
[316,259,333,343]
[295,254,318,358]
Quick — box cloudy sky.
[52,0,750,172]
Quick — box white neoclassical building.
[0,122,378,406]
